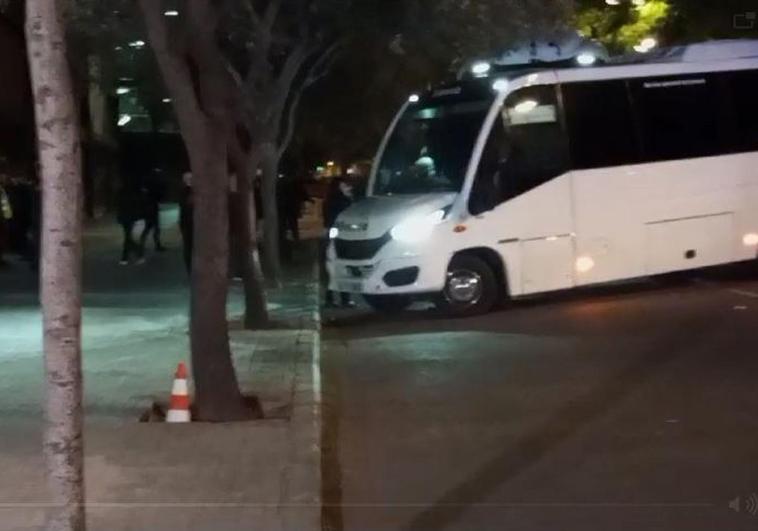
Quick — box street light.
[164,10,179,16]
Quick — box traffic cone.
[166,362,191,423]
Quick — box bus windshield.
[374,98,492,195]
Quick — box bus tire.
[437,254,498,317]
[364,294,412,313]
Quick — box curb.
[280,260,322,531]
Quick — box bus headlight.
[390,209,447,244]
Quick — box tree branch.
[263,0,282,31]
[276,82,305,160]
[185,0,240,125]
[304,40,343,88]
[276,43,308,97]
[276,41,343,159]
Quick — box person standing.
[179,171,194,274]
[277,175,309,262]
[26,179,41,270]
[138,168,167,256]
[0,177,12,266]
[322,177,355,308]
[116,178,141,265]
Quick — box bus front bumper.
[326,250,449,296]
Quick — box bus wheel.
[437,254,498,317]
[364,294,412,313]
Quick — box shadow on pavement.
[399,308,724,530]
[324,262,758,341]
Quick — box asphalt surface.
[321,264,758,531]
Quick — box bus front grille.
[335,233,391,261]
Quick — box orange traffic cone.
[166,362,191,423]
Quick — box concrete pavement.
[322,264,758,531]
[0,206,322,531]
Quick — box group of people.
[2,158,361,315]
[128,170,313,275]
[116,169,166,266]
[113,166,362,312]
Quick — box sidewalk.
[0,206,322,530]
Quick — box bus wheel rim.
[446,269,483,305]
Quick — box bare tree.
[136,0,255,421]
[229,129,270,328]
[221,0,346,284]
[63,0,271,329]
[26,1,86,529]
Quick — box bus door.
[468,84,574,295]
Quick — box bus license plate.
[337,281,363,293]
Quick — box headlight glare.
[390,209,447,243]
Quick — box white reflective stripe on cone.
[166,409,191,423]
[171,379,188,396]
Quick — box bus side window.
[629,74,723,162]
[469,118,508,215]
[725,69,758,153]
[469,85,569,216]
[500,86,569,200]
[563,81,641,169]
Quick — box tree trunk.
[26,1,86,529]
[188,128,251,422]
[260,142,282,286]
[230,155,269,329]
[136,0,254,422]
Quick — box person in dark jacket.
[116,179,143,265]
[179,172,194,274]
[322,177,354,308]
[138,168,166,255]
[0,178,11,267]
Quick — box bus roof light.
[634,37,658,53]
[577,53,597,66]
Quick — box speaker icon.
[730,493,758,516]
[747,492,758,516]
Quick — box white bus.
[327,40,758,316]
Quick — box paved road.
[322,265,758,531]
